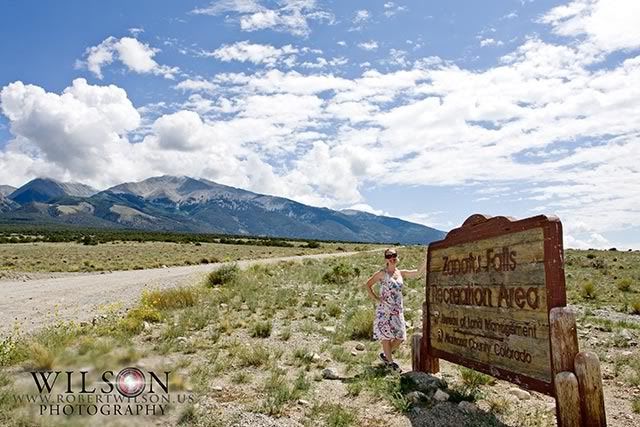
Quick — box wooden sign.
[424,214,564,394]
[412,214,607,426]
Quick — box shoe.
[389,362,402,373]
[379,352,390,364]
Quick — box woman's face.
[385,253,398,266]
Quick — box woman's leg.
[381,339,393,362]
[390,339,403,353]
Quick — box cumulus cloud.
[209,41,297,66]
[78,36,179,79]
[192,0,334,37]
[540,0,640,53]
[358,40,379,51]
[2,0,640,247]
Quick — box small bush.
[586,253,596,259]
[207,264,239,287]
[27,342,55,370]
[251,321,272,338]
[459,367,494,389]
[237,344,270,367]
[633,396,640,414]
[631,298,640,315]
[141,287,197,310]
[279,328,291,341]
[617,278,633,292]
[326,302,342,318]
[580,281,597,300]
[346,308,374,340]
[322,263,360,285]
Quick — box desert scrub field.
[565,248,640,314]
[0,248,639,426]
[0,241,375,274]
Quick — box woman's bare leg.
[390,339,403,353]
[382,340,393,362]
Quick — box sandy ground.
[0,251,361,337]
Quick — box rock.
[143,321,152,332]
[405,391,429,404]
[323,326,336,333]
[400,371,447,398]
[509,387,531,400]
[458,401,478,413]
[297,399,310,406]
[309,352,321,363]
[161,265,167,268]
[240,303,249,310]
[355,343,366,351]
[212,386,223,392]
[220,303,228,309]
[433,389,449,402]
[620,329,634,342]
[322,368,339,380]
[351,350,358,356]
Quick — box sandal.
[379,352,390,364]
[389,362,402,373]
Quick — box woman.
[364,248,426,372]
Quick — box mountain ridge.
[0,176,446,244]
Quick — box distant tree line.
[0,225,374,247]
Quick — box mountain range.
[0,176,446,244]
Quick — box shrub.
[27,342,55,370]
[586,253,596,259]
[207,264,239,287]
[346,308,374,340]
[251,321,272,338]
[617,278,633,292]
[633,396,640,414]
[631,298,640,315]
[580,281,597,300]
[141,287,197,310]
[322,263,360,285]
[237,344,270,367]
[304,241,321,248]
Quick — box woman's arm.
[363,270,383,303]
[401,249,428,279]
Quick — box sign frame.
[423,214,566,395]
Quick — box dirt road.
[0,251,362,337]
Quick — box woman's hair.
[384,248,397,257]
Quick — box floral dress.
[373,269,407,341]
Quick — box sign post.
[411,214,606,427]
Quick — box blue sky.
[1,0,639,249]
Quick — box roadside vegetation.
[0,247,638,426]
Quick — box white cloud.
[174,79,217,93]
[192,0,334,37]
[80,36,179,80]
[480,38,504,47]
[383,2,407,17]
[353,9,370,24]
[540,0,640,53]
[210,41,297,66]
[358,40,379,51]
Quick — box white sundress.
[373,269,407,341]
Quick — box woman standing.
[364,248,426,372]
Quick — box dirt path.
[0,251,362,337]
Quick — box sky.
[0,0,639,249]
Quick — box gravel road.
[0,251,362,337]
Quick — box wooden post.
[554,372,582,427]
[420,301,439,373]
[411,333,422,371]
[550,306,581,426]
[575,351,606,427]
[550,307,579,373]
